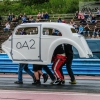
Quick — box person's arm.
[88,26,91,30]
[84,25,86,29]
[97,28,99,32]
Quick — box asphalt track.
[0,74,100,100]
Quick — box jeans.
[3,28,9,32]
[78,31,83,35]
[91,20,96,23]
[93,31,99,36]
[18,64,33,82]
[83,31,90,36]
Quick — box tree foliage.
[20,0,49,6]
[3,0,11,5]
[0,0,99,15]
[19,0,34,6]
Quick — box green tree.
[3,0,11,5]
[20,0,49,6]
[20,0,34,6]
[33,0,49,4]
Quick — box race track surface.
[0,74,100,100]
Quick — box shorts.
[33,64,43,71]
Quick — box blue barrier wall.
[0,53,100,75]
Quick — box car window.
[43,28,62,36]
[15,27,38,35]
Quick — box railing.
[0,53,100,75]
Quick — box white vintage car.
[2,22,93,64]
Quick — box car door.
[11,25,41,62]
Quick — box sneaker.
[55,80,60,83]
[55,80,62,85]
[43,74,48,83]
[14,81,23,84]
[69,80,76,84]
[54,78,62,84]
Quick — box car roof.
[19,22,73,28]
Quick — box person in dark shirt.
[91,14,97,23]
[64,44,76,84]
[59,44,76,84]
[44,12,49,19]
[18,13,23,20]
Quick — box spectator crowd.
[0,10,100,38]
[73,10,100,38]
